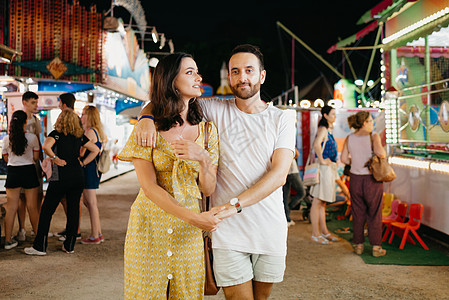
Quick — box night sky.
[87,0,382,100]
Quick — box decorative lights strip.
[382,7,449,44]
[389,156,449,173]
[384,95,398,144]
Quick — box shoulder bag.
[200,122,220,295]
[365,133,396,182]
[303,133,327,186]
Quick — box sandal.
[372,246,386,257]
[354,244,364,255]
[311,235,331,245]
[322,233,340,242]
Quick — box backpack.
[97,148,111,174]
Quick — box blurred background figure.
[283,147,305,227]
[2,110,40,249]
[80,105,107,244]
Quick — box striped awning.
[327,21,379,54]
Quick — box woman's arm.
[340,136,350,165]
[42,136,66,167]
[33,150,39,162]
[372,133,386,158]
[133,157,222,232]
[313,127,331,165]
[80,141,100,166]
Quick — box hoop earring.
[189,97,197,104]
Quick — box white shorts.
[212,248,286,287]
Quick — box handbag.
[303,134,327,186]
[200,122,220,295]
[365,133,396,182]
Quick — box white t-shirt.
[25,114,41,136]
[199,98,296,256]
[2,133,39,166]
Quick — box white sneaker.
[24,247,46,256]
[62,244,74,254]
[4,239,18,250]
[17,229,26,241]
[287,220,296,227]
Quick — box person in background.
[341,111,386,257]
[310,105,340,245]
[24,109,99,255]
[80,105,106,244]
[15,91,43,242]
[118,52,222,299]
[2,110,40,249]
[283,147,305,226]
[53,92,82,241]
[135,44,295,300]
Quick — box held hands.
[214,203,237,220]
[135,118,157,147]
[195,206,225,232]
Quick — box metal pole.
[277,21,345,80]
[361,22,383,98]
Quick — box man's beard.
[230,81,261,100]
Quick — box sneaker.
[54,230,66,237]
[17,229,26,242]
[99,234,104,243]
[58,233,81,241]
[287,220,296,227]
[24,247,46,256]
[61,244,74,254]
[47,232,54,237]
[81,236,101,245]
[5,239,18,250]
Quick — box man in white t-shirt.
[16,91,43,241]
[136,44,295,299]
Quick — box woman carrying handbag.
[310,105,340,245]
[341,111,387,257]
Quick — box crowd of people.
[2,91,108,255]
[2,44,388,299]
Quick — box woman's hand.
[320,158,332,165]
[171,140,209,162]
[135,118,157,147]
[53,157,67,167]
[192,206,225,232]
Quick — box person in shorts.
[135,44,295,299]
[2,110,40,249]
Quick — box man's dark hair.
[22,91,38,102]
[228,44,264,71]
[59,92,76,109]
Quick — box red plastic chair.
[382,202,407,241]
[388,203,429,250]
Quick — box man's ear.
[260,70,266,85]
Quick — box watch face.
[230,198,238,205]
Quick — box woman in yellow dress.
[118,53,222,299]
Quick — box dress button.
[167,228,173,234]
[167,274,173,279]
[167,250,173,257]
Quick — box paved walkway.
[1,171,448,299]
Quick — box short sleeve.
[275,110,296,153]
[28,134,39,151]
[2,136,9,155]
[80,134,89,146]
[206,122,219,166]
[118,126,153,162]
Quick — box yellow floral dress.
[118,121,219,300]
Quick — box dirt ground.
[1,171,449,300]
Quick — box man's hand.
[135,118,157,147]
[214,204,237,220]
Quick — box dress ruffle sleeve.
[117,126,153,162]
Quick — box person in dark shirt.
[25,110,100,255]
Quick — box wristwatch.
[229,198,242,213]
[50,155,57,160]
